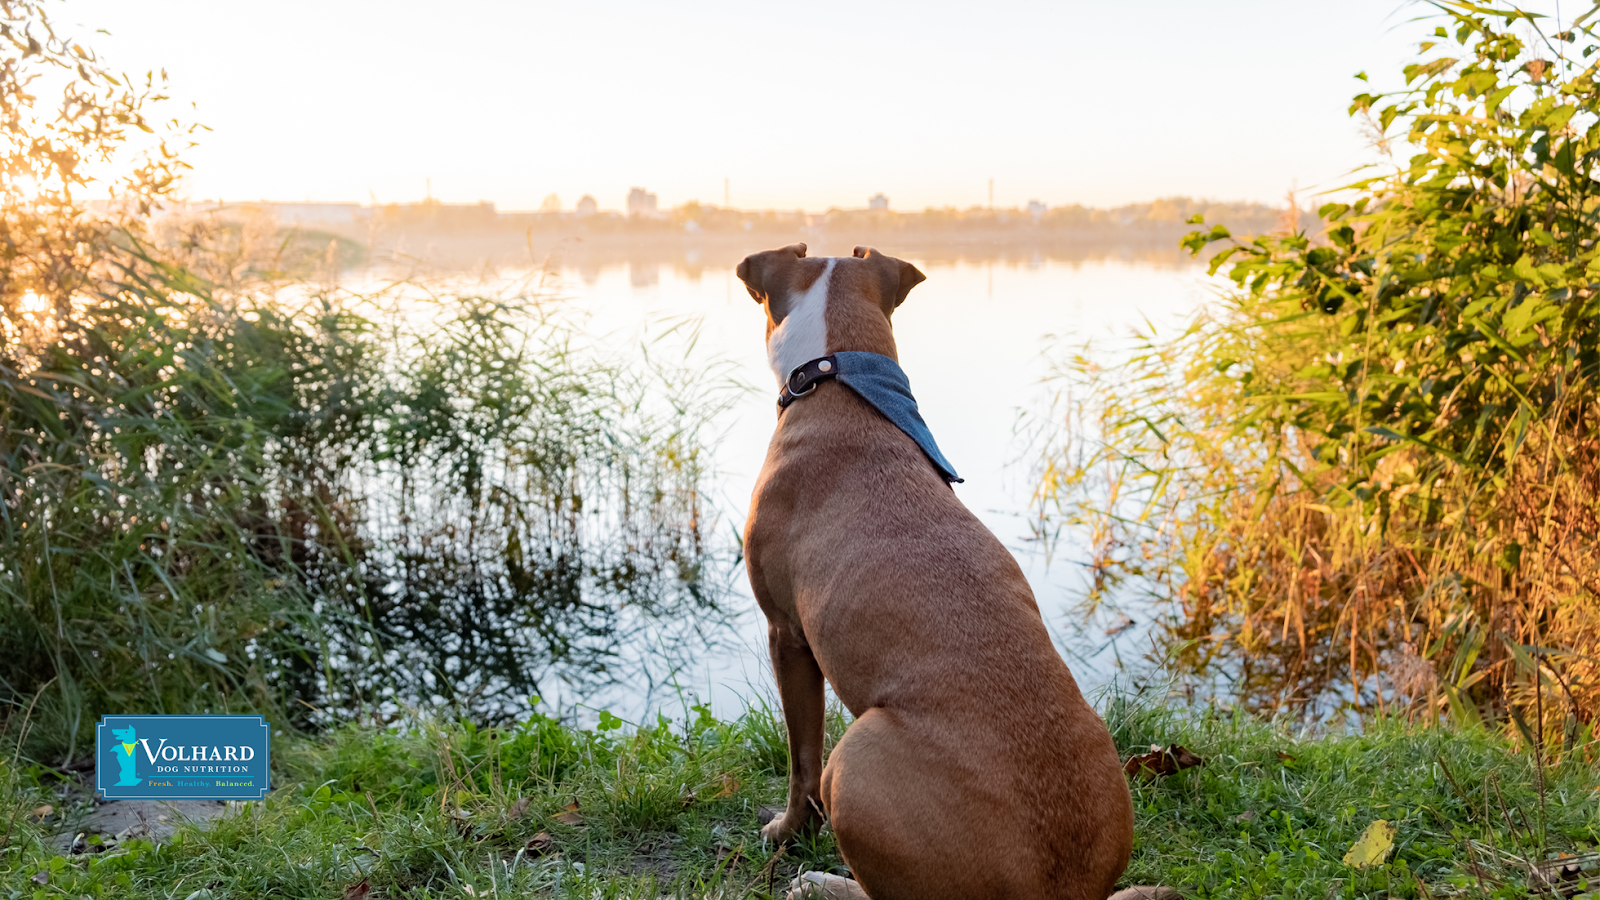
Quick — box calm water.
[547,250,1213,722]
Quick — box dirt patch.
[55,799,233,853]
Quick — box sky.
[54,0,1570,212]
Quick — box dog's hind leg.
[823,706,1138,900]
[819,708,1039,900]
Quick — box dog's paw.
[1108,888,1184,900]
[758,802,822,844]
[760,813,797,844]
[786,872,869,900]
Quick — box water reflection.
[508,243,1213,721]
[301,234,1216,723]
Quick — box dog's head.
[111,726,136,743]
[736,243,924,381]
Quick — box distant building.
[868,193,889,211]
[626,187,658,217]
[1027,199,1048,223]
[575,194,598,218]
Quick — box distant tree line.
[340,197,1319,240]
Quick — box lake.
[522,239,1215,722]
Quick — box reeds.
[0,236,739,760]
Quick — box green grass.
[2,697,1598,899]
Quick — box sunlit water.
[541,252,1213,723]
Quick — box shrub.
[1034,1,1600,738]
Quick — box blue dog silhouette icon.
[110,725,141,786]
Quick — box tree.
[0,0,194,362]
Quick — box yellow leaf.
[1342,819,1395,868]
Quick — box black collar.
[778,355,839,409]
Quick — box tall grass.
[0,235,740,761]
[1031,2,1600,737]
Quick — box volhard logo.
[95,716,271,801]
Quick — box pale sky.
[56,0,1566,212]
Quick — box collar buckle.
[778,355,839,409]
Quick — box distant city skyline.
[60,0,1573,211]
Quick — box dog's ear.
[736,243,807,322]
[852,245,925,314]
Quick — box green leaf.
[1511,254,1543,284]
[1501,297,1542,337]
[1404,57,1458,84]
[1504,401,1531,463]
[1485,84,1517,114]
[1543,103,1578,129]
[1364,427,1466,465]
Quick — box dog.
[110,725,142,786]
[738,243,1173,900]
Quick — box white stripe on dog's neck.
[767,258,835,386]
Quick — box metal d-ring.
[786,362,817,398]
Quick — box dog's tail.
[1108,888,1183,900]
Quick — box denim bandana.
[779,351,962,484]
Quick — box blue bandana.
[779,351,962,484]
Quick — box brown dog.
[738,243,1168,900]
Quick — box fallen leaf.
[552,798,583,826]
[680,789,697,808]
[29,804,52,819]
[342,878,371,900]
[714,772,740,798]
[525,831,555,855]
[31,871,47,885]
[506,797,531,819]
[1276,751,1297,762]
[1342,819,1395,869]
[1528,850,1600,892]
[1235,811,1256,823]
[1123,744,1206,779]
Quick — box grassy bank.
[2,699,1597,899]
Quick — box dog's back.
[740,244,1136,900]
